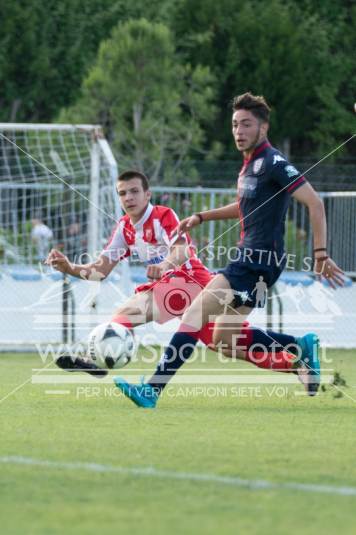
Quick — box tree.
[59,19,216,182]
[172,0,355,155]
[0,0,126,121]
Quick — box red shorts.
[135,270,249,347]
[197,322,215,346]
[135,268,213,325]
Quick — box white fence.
[0,186,355,349]
[150,187,356,275]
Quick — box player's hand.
[176,214,202,236]
[314,256,344,288]
[147,261,175,280]
[45,249,71,273]
[146,263,165,280]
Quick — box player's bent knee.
[213,320,243,352]
[113,305,153,325]
[212,325,225,347]
[114,305,137,316]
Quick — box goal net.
[0,123,132,352]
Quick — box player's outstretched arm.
[292,183,344,287]
[177,202,240,235]
[45,249,117,280]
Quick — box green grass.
[1,348,356,534]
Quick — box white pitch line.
[45,390,71,395]
[1,456,356,497]
[31,374,335,385]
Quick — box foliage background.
[1,0,355,183]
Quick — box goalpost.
[0,123,132,352]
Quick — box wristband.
[314,255,329,262]
[195,213,204,224]
[313,248,327,253]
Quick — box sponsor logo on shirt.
[235,290,250,304]
[238,175,258,197]
[273,154,286,165]
[253,158,264,174]
[284,165,299,178]
[146,255,165,265]
[243,182,257,191]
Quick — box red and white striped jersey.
[101,203,208,275]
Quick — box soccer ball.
[88,322,135,369]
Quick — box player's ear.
[146,190,152,201]
[261,121,269,137]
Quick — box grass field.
[1,348,356,534]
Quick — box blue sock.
[148,332,198,393]
[250,327,297,352]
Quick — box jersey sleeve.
[101,222,130,262]
[271,161,306,194]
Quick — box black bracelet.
[315,255,329,262]
[195,213,204,224]
[313,247,327,253]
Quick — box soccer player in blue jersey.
[114,92,344,407]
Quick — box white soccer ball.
[88,322,135,369]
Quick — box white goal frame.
[0,123,132,352]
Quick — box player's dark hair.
[117,170,149,191]
[232,92,271,123]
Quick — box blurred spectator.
[31,218,53,261]
[66,220,82,262]
[182,197,192,212]
[199,236,211,264]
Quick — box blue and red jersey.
[237,141,306,253]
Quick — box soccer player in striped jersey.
[46,169,211,375]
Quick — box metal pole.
[88,134,101,261]
[208,192,216,271]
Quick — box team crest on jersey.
[253,158,264,174]
[273,155,286,165]
[285,165,299,178]
[145,228,153,241]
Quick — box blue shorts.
[219,253,285,309]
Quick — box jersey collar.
[243,140,271,165]
[131,202,153,229]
